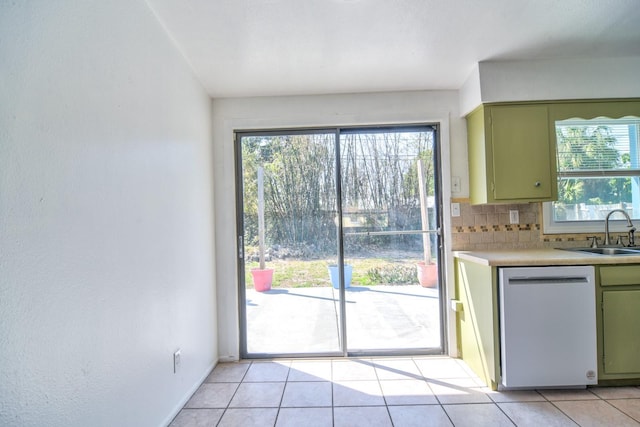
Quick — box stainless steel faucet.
[604,209,636,246]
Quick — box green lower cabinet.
[597,265,640,382]
[454,259,500,390]
[602,290,640,375]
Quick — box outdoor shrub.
[366,264,416,285]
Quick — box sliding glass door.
[236,125,443,357]
[340,128,442,354]
[237,131,342,356]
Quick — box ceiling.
[146,0,640,98]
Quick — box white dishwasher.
[499,266,597,389]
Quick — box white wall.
[0,2,216,426]
[212,91,467,360]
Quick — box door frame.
[234,124,446,358]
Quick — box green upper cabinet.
[467,104,557,204]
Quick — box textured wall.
[0,2,216,426]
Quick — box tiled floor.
[169,357,640,427]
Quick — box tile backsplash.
[450,201,599,251]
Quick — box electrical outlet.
[451,203,461,217]
[509,210,519,224]
[173,349,181,373]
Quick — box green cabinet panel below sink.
[597,264,640,382]
[602,290,640,375]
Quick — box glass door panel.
[238,131,343,356]
[340,128,442,354]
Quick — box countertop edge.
[453,249,640,266]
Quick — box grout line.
[492,400,518,426]
[214,361,250,427]
[544,395,588,427]
[601,398,640,424]
[330,359,335,427]
[272,362,294,425]
[371,358,396,426]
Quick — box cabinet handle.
[534,181,541,187]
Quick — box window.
[543,117,640,234]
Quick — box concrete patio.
[245,284,441,355]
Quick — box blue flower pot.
[328,264,353,289]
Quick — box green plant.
[366,264,416,285]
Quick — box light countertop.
[454,248,640,266]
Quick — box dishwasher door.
[499,266,597,389]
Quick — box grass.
[245,256,423,289]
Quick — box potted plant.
[416,159,438,288]
[250,167,273,292]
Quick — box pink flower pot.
[251,268,274,292]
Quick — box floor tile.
[229,382,285,407]
[554,399,640,426]
[538,389,599,401]
[443,403,515,427]
[168,409,224,427]
[217,408,278,427]
[415,357,474,379]
[333,380,385,406]
[379,379,438,405]
[276,407,333,427]
[281,381,332,407]
[332,359,376,380]
[288,360,332,382]
[333,406,392,427]
[184,383,239,408]
[488,390,546,403]
[243,361,290,382]
[205,362,250,383]
[372,358,422,380]
[497,402,577,427]
[175,356,640,427]
[428,378,492,404]
[388,405,453,427]
[608,399,640,423]
[590,386,640,399]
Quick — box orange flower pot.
[417,261,438,288]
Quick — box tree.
[240,130,436,254]
[556,125,628,206]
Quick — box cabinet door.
[455,260,500,389]
[490,105,552,200]
[602,290,640,374]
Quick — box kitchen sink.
[563,247,640,255]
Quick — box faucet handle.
[629,228,636,247]
[587,236,600,248]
